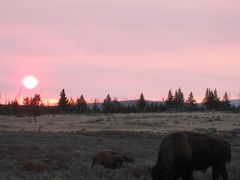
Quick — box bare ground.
[0,112,239,180]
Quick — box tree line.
[0,88,239,118]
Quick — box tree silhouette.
[29,94,41,123]
[186,92,196,105]
[203,88,221,110]
[175,87,184,106]
[136,93,147,112]
[76,95,87,113]
[23,97,30,106]
[58,89,69,113]
[186,92,197,111]
[92,99,99,113]
[146,102,158,112]
[221,92,231,111]
[203,88,210,105]
[69,97,75,106]
[165,89,174,108]
[10,98,20,116]
[102,94,114,113]
[213,89,220,104]
[112,97,122,113]
[68,97,75,112]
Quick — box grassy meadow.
[0,112,240,180]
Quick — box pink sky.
[1,0,240,103]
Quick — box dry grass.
[0,112,240,133]
[0,112,239,179]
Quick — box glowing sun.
[23,75,38,89]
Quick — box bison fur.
[151,131,231,180]
[92,151,134,169]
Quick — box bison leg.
[116,159,123,168]
[220,165,228,180]
[212,166,220,180]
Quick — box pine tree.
[11,98,20,116]
[58,89,69,113]
[29,94,41,123]
[92,99,99,113]
[221,92,231,111]
[69,97,75,106]
[146,102,158,112]
[23,97,30,106]
[112,97,122,113]
[172,87,185,110]
[203,88,210,105]
[213,89,220,104]
[76,95,87,113]
[102,94,114,113]
[136,93,147,112]
[186,92,197,111]
[222,92,230,104]
[68,97,75,112]
[177,87,184,105]
[186,92,196,105]
[165,89,174,108]
[203,88,221,110]
[173,90,178,104]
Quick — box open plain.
[0,112,240,180]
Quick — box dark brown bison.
[92,151,134,169]
[151,131,231,180]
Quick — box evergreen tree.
[203,88,220,110]
[112,97,122,113]
[58,89,69,113]
[173,90,178,105]
[92,99,99,113]
[146,102,158,112]
[154,102,159,112]
[213,89,220,104]
[136,93,147,112]
[76,95,87,113]
[102,94,114,113]
[69,97,75,106]
[23,97,30,106]
[174,87,184,107]
[203,88,210,105]
[29,94,41,123]
[186,92,197,111]
[11,98,20,116]
[165,89,174,108]
[23,97,31,117]
[221,92,231,111]
[68,97,75,112]
[186,92,196,105]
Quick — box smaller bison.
[151,131,231,180]
[92,151,134,169]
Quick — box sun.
[23,75,38,89]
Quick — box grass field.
[0,112,239,180]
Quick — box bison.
[92,151,134,169]
[151,131,231,180]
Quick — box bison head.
[150,164,173,180]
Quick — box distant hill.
[87,99,240,109]
[230,99,240,106]
[87,100,164,109]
